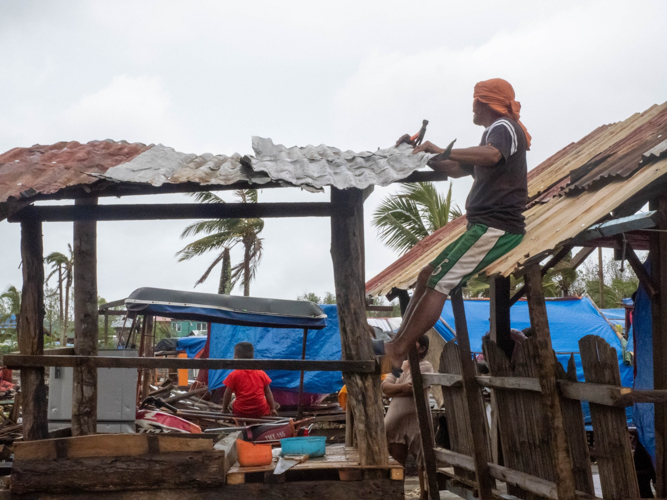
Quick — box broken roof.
[366,102,667,297]
[0,137,433,219]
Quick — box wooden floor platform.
[227,445,404,484]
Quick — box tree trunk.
[58,266,63,325]
[218,248,231,295]
[243,238,251,297]
[62,272,71,346]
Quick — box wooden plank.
[579,335,640,499]
[330,187,387,467]
[224,479,404,500]
[3,354,376,372]
[651,195,667,497]
[13,434,212,461]
[10,450,226,494]
[409,345,439,500]
[450,289,494,499]
[9,201,352,223]
[559,380,631,406]
[557,354,596,495]
[475,375,541,392]
[364,305,394,312]
[524,263,577,500]
[18,216,49,441]
[43,347,75,355]
[422,372,462,387]
[434,449,601,500]
[72,198,99,436]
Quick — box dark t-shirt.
[463,117,528,234]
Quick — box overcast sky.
[1,0,666,303]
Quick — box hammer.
[396,119,429,147]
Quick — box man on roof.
[384,78,531,367]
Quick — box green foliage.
[373,182,461,255]
[177,190,264,296]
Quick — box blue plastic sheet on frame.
[206,304,344,394]
[434,296,634,426]
[176,336,207,358]
[633,259,655,464]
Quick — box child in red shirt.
[222,342,279,418]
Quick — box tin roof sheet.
[366,102,667,297]
[243,137,434,190]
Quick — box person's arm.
[382,380,413,397]
[222,388,233,414]
[413,140,502,169]
[264,385,279,416]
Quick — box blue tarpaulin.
[633,259,655,464]
[434,297,634,426]
[206,304,344,394]
[176,336,207,358]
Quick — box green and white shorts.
[427,223,523,296]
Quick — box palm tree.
[373,182,462,255]
[176,190,264,297]
[0,285,21,340]
[45,246,73,345]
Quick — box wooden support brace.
[618,235,657,298]
[450,288,495,499]
[510,246,572,306]
[524,263,576,500]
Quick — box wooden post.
[490,276,512,359]
[330,187,388,466]
[524,264,576,500]
[296,328,308,421]
[103,311,109,348]
[19,217,49,440]
[598,246,605,308]
[409,347,440,500]
[450,289,494,499]
[72,198,98,436]
[141,315,155,401]
[651,196,667,496]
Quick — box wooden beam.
[330,187,388,467]
[475,375,541,392]
[72,198,98,436]
[3,355,376,372]
[398,170,449,184]
[524,263,576,500]
[365,305,394,312]
[618,235,657,298]
[651,195,667,497]
[571,210,664,245]
[570,246,596,269]
[9,202,351,223]
[489,276,512,358]
[422,372,463,388]
[18,217,49,441]
[509,246,572,305]
[450,289,495,499]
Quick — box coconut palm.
[45,246,73,345]
[176,190,264,297]
[0,285,21,341]
[373,181,462,255]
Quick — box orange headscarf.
[473,78,531,150]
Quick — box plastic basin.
[236,439,273,467]
[280,436,326,458]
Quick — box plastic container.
[279,436,326,458]
[236,439,273,467]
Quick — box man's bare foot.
[384,341,406,369]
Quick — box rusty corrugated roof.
[366,102,667,297]
[0,140,151,204]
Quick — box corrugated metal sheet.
[0,140,151,204]
[96,144,271,187]
[366,102,667,297]
[243,137,434,190]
